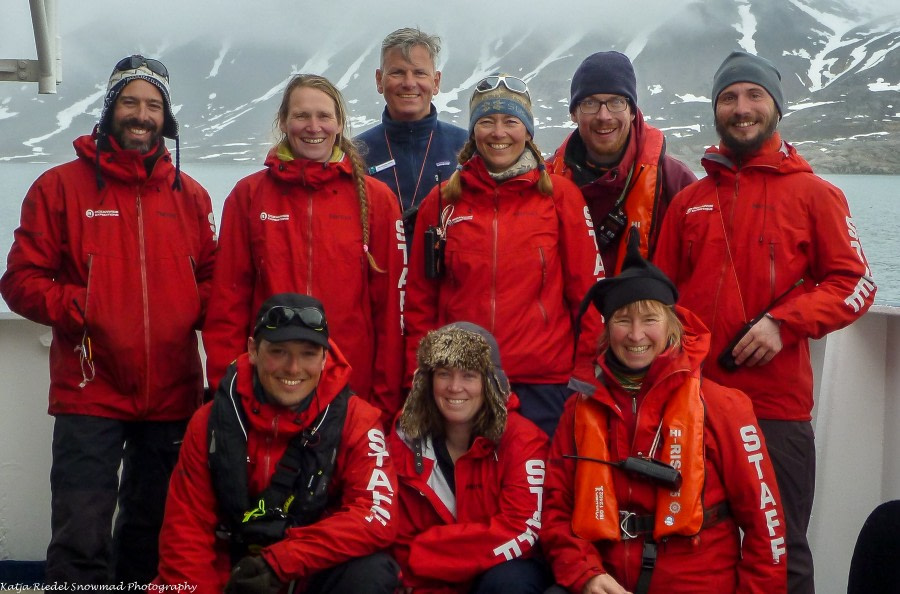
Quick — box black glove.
[225,555,283,594]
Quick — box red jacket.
[156,343,397,593]
[654,134,876,421]
[202,150,405,416]
[0,134,216,420]
[546,108,697,275]
[543,308,787,594]
[405,156,603,385]
[388,397,548,593]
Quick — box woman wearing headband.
[203,74,405,420]
[541,231,787,594]
[405,73,602,437]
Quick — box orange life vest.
[613,129,664,274]
[572,375,706,541]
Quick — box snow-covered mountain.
[2,0,899,173]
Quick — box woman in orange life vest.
[541,230,787,594]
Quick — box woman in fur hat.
[542,231,788,594]
[388,322,552,593]
[404,73,603,438]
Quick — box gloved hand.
[224,555,283,594]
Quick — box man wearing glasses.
[0,55,216,584]
[547,51,696,276]
[156,293,399,593]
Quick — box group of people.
[0,23,877,594]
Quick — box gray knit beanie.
[712,51,784,117]
[569,51,638,113]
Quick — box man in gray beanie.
[654,50,877,594]
[0,54,216,585]
[547,51,696,277]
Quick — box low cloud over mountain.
[2,0,899,173]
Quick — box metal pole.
[29,0,57,93]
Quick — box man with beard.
[0,55,216,585]
[547,51,696,276]
[654,51,877,593]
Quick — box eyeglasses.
[577,96,629,114]
[113,55,169,81]
[474,75,531,100]
[257,306,327,333]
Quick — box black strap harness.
[207,363,349,558]
[622,501,731,594]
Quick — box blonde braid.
[443,138,477,203]
[344,136,384,272]
[527,139,554,196]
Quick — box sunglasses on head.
[114,55,169,81]
[474,75,530,100]
[258,306,327,333]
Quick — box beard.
[715,114,778,158]
[112,117,161,154]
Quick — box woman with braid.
[203,74,404,419]
[405,73,602,437]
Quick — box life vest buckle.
[620,510,638,540]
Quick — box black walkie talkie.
[424,172,446,279]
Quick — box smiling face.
[570,93,634,165]
[607,301,673,371]
[714,82,779,157]
[248,338,326,408]
[432,366,485,431]
[376,45,441,122]
[111,79,164,153]
[279,86,341,162]
[472,113,531,173]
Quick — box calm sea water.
[0,161,897,312]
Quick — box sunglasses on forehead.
[258,306,327,333]
[114,55,169,81]
[474,75,530,99]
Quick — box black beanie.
[582,228,678,321]
[712,50,784,117]
[569,51,637,113]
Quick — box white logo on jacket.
[364,428,394,526]
[493,459,544,560]
[685,205,714,215]
[85,209,120,218]
[260,212,290,222]
[844,216,876,312]
[740,425,786,564]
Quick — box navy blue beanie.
[569,51,638,113]
[712,51,784,117]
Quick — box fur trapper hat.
[399,322,509,442]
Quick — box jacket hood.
[581,304,711,407]
[458,154,541,193]
[74,133,175,187]
[264,147,354,189]
[235,337,353,435]
[701,132,813,178]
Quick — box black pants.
[512,383,573,439]
[305,552,399,594]
[45,415,187,585]
[471,557,554,594]
[759,419,816,594]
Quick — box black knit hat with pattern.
[581,228,678,321]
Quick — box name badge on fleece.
[368,159,396,174]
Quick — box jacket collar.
[264,147,354,189]
[380,104,439,140]
[75,132,172,185]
